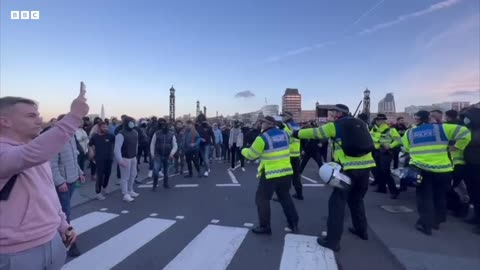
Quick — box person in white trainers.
[114,116,139,202]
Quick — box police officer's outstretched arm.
[294,123,335,140]
[241,136,265,160]
[389,128,402,148]
[401,130,411,153]
[443,124,471,150]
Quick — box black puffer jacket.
[463,108,480,165]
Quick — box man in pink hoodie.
[0,83,89,270]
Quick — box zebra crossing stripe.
[71,212,119,236]
[163,225,248,270]
[63,218,176,270]
[279,234,338,270]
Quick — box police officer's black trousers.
[290,157,302,197]
[256,175,299,229]
[416,170,450,230]
[373,151,398,195]
[326,168,369,247]
[299,151,323,174]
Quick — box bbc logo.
[11,11,40,20]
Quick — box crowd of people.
[1,85,479,270]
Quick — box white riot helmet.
[319,162,351,189]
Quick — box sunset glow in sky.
[1,0,479,119]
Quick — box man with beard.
[150,118,178,190]
[89,121,115,200]
[114,116,139,202]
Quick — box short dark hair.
[98,121,108,127]
[0,96,37,115]
[175,120,183,124]
[445,110,458,119]
[396,117,404,121]
[430,110,443,114]
[186,120,193,124]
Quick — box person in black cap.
[293,104,376,251]
[279,111,303,200]
[370,114,401,199]
[241,116,299,234]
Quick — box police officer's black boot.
[292,193,304,200]
[348,227,368,240]
[163,180,171,189]
[316,237,340,252]
[251,226,272,235]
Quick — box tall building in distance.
[203,106,207,117]
[451,102,470,112]
[378,93,396,113]
[100,104,105,119]
[196,100,201,116]
[169,86,175,122]
[282,88,302,121]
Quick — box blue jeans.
[153,156,169,187]
[57,182,76,223]
[200,144,211,171]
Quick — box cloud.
[234,90,255,98]
[359,0,462,35]
[264,0,387,63]
[449,89,480,96]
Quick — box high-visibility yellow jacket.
[282,121,301,157]
[296,121,376,171]
[370,123,402,150]
[401,123,471,172]
[241,127,293,179]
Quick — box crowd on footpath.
[1,83,479,270]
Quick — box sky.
[1,0,479,120]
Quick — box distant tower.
[362,88,371,119]
[196,100,200,116]
[100,104,105,119]
[169,85,175,122]
[203,106,207,117]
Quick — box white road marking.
[63,218,176,270]
[121,210,129,214]
[211,219,220,224]
[145,171,188,184]
[175,184,199,188]
[216,184,241,187]
[163,225,248,270]
[303,184,325,187]
[301,175,318,183]
[175,216,185,220]
[150,213,158,217]
[227,170,239,184]
[280,234,338,270]
[243,223,254,228]
[99,208,108,211]
[231,164,241,171]
[71,212,119,236]
[138,184,154,188]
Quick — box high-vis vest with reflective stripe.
[370,123,402,150]
[298,121,376,171]
[283,121,301,157]
[402,123,471,173]
[241,127,293,179]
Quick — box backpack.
[335,117,375,157]
[464,128,480,165]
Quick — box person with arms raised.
[0,83,89,270]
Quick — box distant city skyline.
[1,0,478,120]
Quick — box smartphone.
[80,81,86,92]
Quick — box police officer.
[293,104,376,252]
[242,116,299,234]
[370,114,401,199]
[279,111,303,200]
[402,110,471,235]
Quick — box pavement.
[67,160,480,270]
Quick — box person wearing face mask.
[401,110,471,236]
[293,104,376,252]
[150,118,178,190]
[114,116,140,202]
[462,108,480,234]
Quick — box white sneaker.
[255,160,260,164]
[159,171,164,177]
[96,193,106,200]
[241,167,246,172]
[123,194,134,202]
[148,170,153,178]
[129,191,140,198]
[204,171,209,177]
